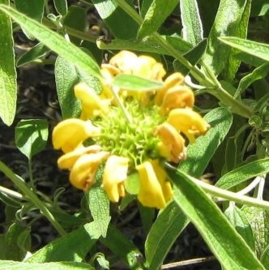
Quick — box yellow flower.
[52,118,101,153]
[102,155,129,202]
[57,144,101,169]
[159,85,195,115]
[167,108,210,143]
[70,151,109,190]
[155,72,185,105]
[74,83,110,119]
[154,122,186,163]
[136,160,173,209]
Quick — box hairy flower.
[53,50,210,209]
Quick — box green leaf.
[219,36,269,63]
[55,56,81,118]
[111,74,163,91]
[14,0,44,21]
[145,202,188,270]
[16,42,49,67]
[261,245,269,269]
[251,0,269,16]
[236,63,269,98]
[173,38,207,75]
[179,107,233,177]
[97,35,192,56]
[216,158,269,189]
[0,260,94,270]
[243,206,269,258]
[63,5,87,45]
[222,0,252,81]
[137,0,178,39]
[55,55,103,118]
[53,0,67,16]
[91,0,138,39]
[14,0,44,40]
[15,119,48,159]
[225,204,255,251]
[203,0,250,76]
[168,168,265,270]
[180,0,203,46]
[0,0,17,126]
[100,225,143,270]
[87,185,111,238]
[26,222,100,263]
[0,4,101,79]
[145,107,232,269]
[2,223,29,260]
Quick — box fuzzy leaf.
[219,36,269,63]
[137,0,178,39]
[169,168,264,270]
[216,158,269,190]
[111,74,163,91]
[15,119,48,159]
[0,4,101,79]
[180,0,203,45]
[0,0,17,126]
[26,222,100,263]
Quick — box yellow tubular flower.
[167,108,210,143]
[134,56,166,80]
[155,72,185,105]
[154,123,187,163]
[52,119,101,153]
[102,155,129,202]
[160,85,195,115]
[70,151,109,190]
[109,50,138,74]
[74,83,110,119]
[57,144,101,169]
[136,160,172,209]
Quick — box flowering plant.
[1,1,269,269]
[52,51,210,209]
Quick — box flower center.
[96,99,165,167]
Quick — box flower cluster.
[52,51,210,209]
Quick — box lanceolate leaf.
[91,0,138,39]
[216,158,269,190]
[0,0,17,126]
[0,4,101,79]
[219,36,269,63]
[26,222,100,263]
[97,35,192,56]
[180,0,203,46]
[169,168,265,270]
[203,0,249,76]
[145,107,232,269]
[137,0,178,39]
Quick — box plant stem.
[0,161,66,236]
[189,174,269,210]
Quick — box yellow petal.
[74,82,110,119]
[136,161,167,209]
[109,50,138,74]
[57,144,101,169]
[167,108,210,143]
[154,123,187,163]
[69,151,109,190]
[102,155,129,202]
[150,160,173,202]
[155,72,185,105]
[52,118,100,153]
[134,55,166,80]
[160,85,194,115]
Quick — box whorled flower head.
[52,50,210,209]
